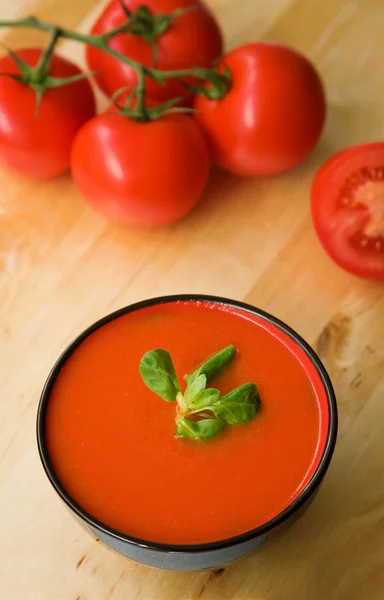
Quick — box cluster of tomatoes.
[0,0,383,279]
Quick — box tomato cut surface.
[311,143,384,279]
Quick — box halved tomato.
[311,143,384,279]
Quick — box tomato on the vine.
[71,109,210,227]
[86,0,223,103]
[311,143,384,280]
[0,49,95,179]
[194,42,326,176]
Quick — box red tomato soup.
[45,301,328,545]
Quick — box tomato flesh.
[311,143,384,279]
[339,167,384,246]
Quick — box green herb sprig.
[139,345,260,441]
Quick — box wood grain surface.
[1,0,384,598]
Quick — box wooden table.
[1,0,384,598]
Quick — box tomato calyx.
[116,95,185,121]
[104,2,195,67]
[112,82,194,122]
[181,64,232,100]
[1,31,95,113]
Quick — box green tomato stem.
[134,67,147,120]
[32,26,60,82]
[0,15,231,99]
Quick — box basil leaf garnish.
[183,373,207,406]
[186,345,236,386]
[139,345,261,441]
[176,417,226,440]
[189,387,220,410]
[139,349,180,402]
[211,383,260,424]
[190,383,259,424]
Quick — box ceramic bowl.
[37,295,337,570]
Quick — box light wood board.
[1,0,384,598]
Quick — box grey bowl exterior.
[95,526,268,570]
[37,294,338,571]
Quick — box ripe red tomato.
[86,0,223,103]
[311,143,384,280]
[71,110,210,227]
[0,49,95,179]
[194,42,326,176]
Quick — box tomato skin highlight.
[194,42,326,176]
[71,111,210,227]
[311,142,384,280]
[86,0,223,103]
[0,49,96,179]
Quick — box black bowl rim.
[37,294,338,554]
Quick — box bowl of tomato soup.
[37,295,337,570]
